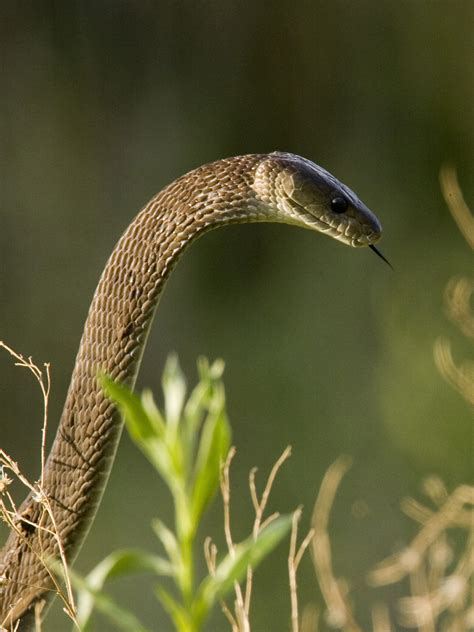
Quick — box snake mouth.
[340,205,383,247]
[294,203,382,248]
[350,226,382,247]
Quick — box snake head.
[253,152,382,248]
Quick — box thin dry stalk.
[407,562,436,632]
[217,447,248,632]
[250,446,292,540]
[0,343,77,626]
[427,533,451,591]
[203,535,240,631]
[422,476,449,507]
[288,507,315,632]
[433,339,474,406]
[300,604,319,632]
[439,165,474,250]
[211,445,293,631]
[34,599,45,632]
[289,509,302,632]
[0,342,51,484]
[370,482,473,630]
[308,466,473,632]
[221,601,240,632]
[369,485,474,586]
[220,447,237,557]
[371,603,392,632]
[434,167,474,408]
[401,497,434,525]
[244,446,291,619]
[310,456,362,632]
[0,459,74,623]
[443,277,474,340]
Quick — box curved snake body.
[0,152,382,628]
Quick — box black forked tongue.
[369,244,393,270]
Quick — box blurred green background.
[0,2,472,630]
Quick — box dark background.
[0,2,472,630]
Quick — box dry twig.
[310,456,362,632]
[205,445,293,631]
[439,165,474,250]
[0,343,77,627]
[288,507,315,632]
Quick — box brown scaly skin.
[0,152,382,629]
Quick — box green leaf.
[156,586,194,632]
[162,353,187,434]
[75,549,172,629]
[141,389,166,431]
[190,387,231,525]
[101,375,175,483]
[182,380,211,462]
[181,358,226,468]
[101,375,165,443]
[197,357,225,382]
[194,514,293,620]
[151,519,180,567]
[70,566,151,632]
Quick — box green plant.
[72,356,292,632]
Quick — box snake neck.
[0,154,269,627]
[50,153,267,502]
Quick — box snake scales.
[0,152,383,629]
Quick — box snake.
[0,152,385,629]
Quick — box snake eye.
[331,196,348,214]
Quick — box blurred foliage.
[0,2,472,630]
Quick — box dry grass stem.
[370,485,474,586]
[421,476,448,507]
[311,455,362,632]
[210,446,293,631]
[434,339,474,406]
[221,600,239,632]
[288,507,315,632]
[370,603,392,632]
[243,446,291,621]
[0,343,77,627]
[439,165,474,250]
[216,447,248,631]
[401,498,434,525]
[0,342,51,485]
[444,277,474,340]
[289,509,302,632]
[308,463,473,631]
[301,604,319,632]
[407,562,436,632]
[34,600,45,632]
[250,446,292,540]
[434,169,474,408]
[369,483,474,630]
[220,447,237,557]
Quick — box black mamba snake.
[0,152,386,629]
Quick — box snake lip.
[287,194,382,249]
